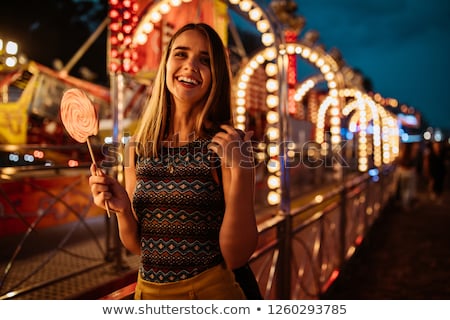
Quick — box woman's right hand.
[88,164,131,214]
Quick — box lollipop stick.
[87,137,111,218]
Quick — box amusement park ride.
[0,0,422,299]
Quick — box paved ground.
[322,180,450,299]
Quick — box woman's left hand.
[209,124,254,169]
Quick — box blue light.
[368,168,379,177]
[9,153,19,162]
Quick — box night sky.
[290,0,450,131]
[1,0,449,131]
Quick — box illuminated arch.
[293,74,324,104]
[233,42,345,205]
[342,89,399,171]
[286,44,345,150]
[132,0,276,47]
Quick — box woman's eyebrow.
[173,46,209,55]
[173,45,189,51]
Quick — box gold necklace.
[166,145,175,174]
[164,131,197,173]
[167,158,175,174]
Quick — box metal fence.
[0,148,395,299]
[0,165,116,299]
[249,168,394,299]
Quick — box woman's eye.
[174,51,186,57]
[200,56,210,66]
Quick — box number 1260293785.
[267,304,347,315]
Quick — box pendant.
[167,163,174,174]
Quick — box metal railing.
[249,167,394,299]
[0,153,395,299]
[0,165,115,299]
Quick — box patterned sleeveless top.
[133,137,225,283]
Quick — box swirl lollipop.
[60,88,111,217]
[60,88,98,143]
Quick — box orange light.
[123,60,131,71]
[33,150,44,159]
[68,159,79,167]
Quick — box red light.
[110,35,119,45]
[122,50,131,58]
[109,9,119,19]
[110,22,120,32]
[321,269,340,292]
[355,235,364,246]
[110,48,119,58]
[123,10,131,20]
[109,62,119,72]
[122,24,133,34]
[123,36,132,46]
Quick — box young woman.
[89,23,259,299]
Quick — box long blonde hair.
[134,23,233,158]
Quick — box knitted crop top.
[133,137,225,283]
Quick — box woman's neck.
[164,131,197,147]
[166,104,202,145]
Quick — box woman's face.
[166,29,212,108]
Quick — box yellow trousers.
[134,263,246,300]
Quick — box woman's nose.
[185,59,199,73]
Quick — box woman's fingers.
[90,163,106,177]
[89,164,112,205]
[90,163,97,176]
[209,126,254,168]
[243,130,254,142]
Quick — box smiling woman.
[88,23,260,300]
[165,29,212,123]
